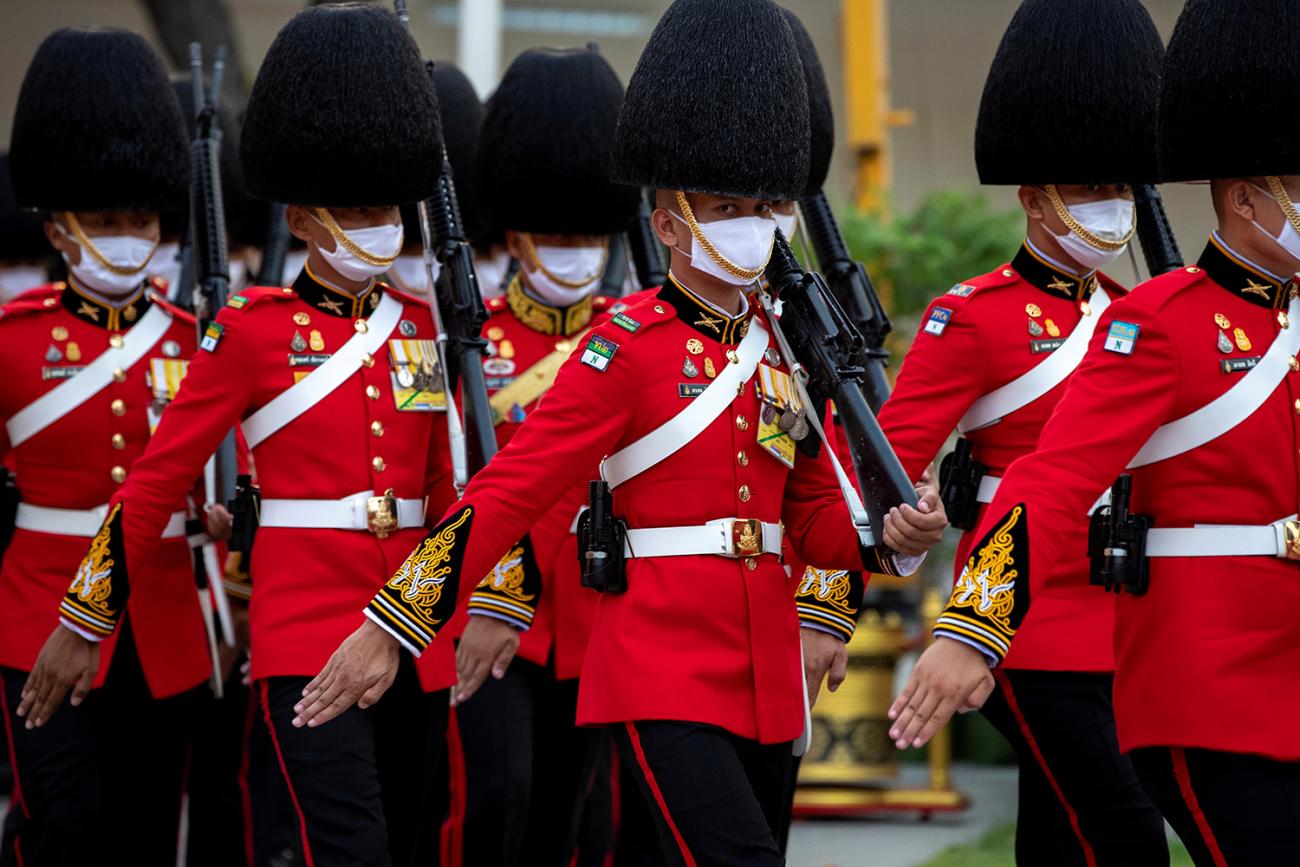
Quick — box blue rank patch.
[1104,320,1140,355]
[924,307,953,336]
[947,283,976,297]
[200,322,225,352]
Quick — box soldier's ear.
[1017,185,1047,221]
[284,205,316,244]
[1224,180,1258,223]
[651,207,679,249]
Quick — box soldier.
[18,6,461,865]
[893,0,1300,862]
[296,1,946,863]
[434,46,639,867]
[0,28,211,865]
[872,1,1170,863]
[0,153,53,303]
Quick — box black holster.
[1088,474,1153,596]
[578,480,627,594]
[939,438,988,531]
[227,474,260,573]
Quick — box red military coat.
[370,275,902,743]
[878,244,1126,672]
[0,279,208,697]
[61,267,458,692]
[944,236,1300,760]
[443,277,614,667]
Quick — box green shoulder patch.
[580,334,618,371]
[611,311,641,333]
[227,295,250,310]
[200,322,225,352]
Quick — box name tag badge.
[1220,356,1262,375]
[757,412,796,468]
[757,363,794,411]
[1029,338,1065,355]
[924,307,952,336]
[1104,320,1140,355]
[389,339,446,412]
[40,366,83,381]
[678,383,707,398]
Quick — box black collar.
[1197,236,1294,310]
[61,278,151,330]
[1011,244,1098,302]
[292,263,382,318]
[656,273,750,343]
[504,275,593,337]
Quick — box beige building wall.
[0,0,1214,262]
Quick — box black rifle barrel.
[256,203,291,286]
[1133,184,1183,277]
[796,190,892,412]
[627,190,667,291]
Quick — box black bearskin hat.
[1159,0,1300,181]
[401,61,486,247]
[9,28,189,213]
[781,8,834,197]
[974,0,1163,185]
[477,48,639,237]
[611,0,810,200]
[240,3,443,207]
[0,154,49,261]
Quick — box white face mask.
[228,259,249,293]
[0,266,46,302]
[522,241,607,306]
[669,210,777,287]
[312,210,404,282]
[1250,182,1300,264]
[56,221,157,296]
[387,254,439,295]
[773,210,799,242]
[1042,196,1134,271]
[146,241,181,283]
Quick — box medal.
[499,340,516,360]
[291,331,307,352]
[761,403,777,425]
[1045,319,1060,338]
[1217,330,1233,354]
[1028,318,1044,337]
[66,342,81,362]
[725,349,739,364]
[309,330,325,352]
[704,357,717,378]
[399,319,418,337]
[1215,313,1231,329]
[765,347,780,366]
[44,344,61,363]
[397,367,416,388]
[686,338,704,355]
[789,412,810,441]
[293,311,311,326]
[778,409,796,432]
[487,326,505,341]
[162,340,181,358]
[1025,303,1042,318]
[682,357,699,378]
[51,325,68,341]
[1234,327,1252,352]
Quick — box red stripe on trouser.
[0,671,29,867]
[238,688,257,867]
[258,681,316,867]
[1171,748,1229,867]
[996,671,1098,867]
[603,739,621,867]
[440,708,468,867]
[623,722,697,867]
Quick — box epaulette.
[591,294,675,342]
[1095,271,1130,299]
[486,295,508,315]
[146,275,170,296]
[222,284,298,313]
[1123,264,1206,314]
[147,292,197,326]
[940,265,1020,307]
[0,283,64,322]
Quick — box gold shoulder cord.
[1043,185,1135,252]
[674,191,772,282]
[63,212,158,277]
[1266,176,1300,237]
[519,233,609,289]
[313,208,400,268]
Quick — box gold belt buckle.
[732,519,763,557]
[1285,520,1300,560]
[367,489,399,539]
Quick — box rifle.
[796,191,893,412]
[599,233,630,297]
[1132,184,1183,277]
[256,203,291,286]
[627,189,668,291]
[762,231,917,549]
[394,1,497,487]
[187,43,239,677]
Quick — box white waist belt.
[15,503,186,539]
[1146,515,1298,559]
[260,492,425,532]
[976,475,1110,515]
[622,519,782,559]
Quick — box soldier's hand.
[453,616,520,706]
[293,619,399,728]
[205,503,233,542]
[882,484,947,556]
[888,637,994,749]
[800,626,848,709]
[17,626,99,728]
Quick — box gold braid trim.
[1043,185,1134,253]
[674,191,773,281]
[63,213,157,277]
[313,208,400,268]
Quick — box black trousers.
[1131,746,1300,867]
[186,663,254,867]
[256,653,447,867]
[0,625,202,867]
[610,721,792,867]
[442,657,610,866]
[979,669,1168,867]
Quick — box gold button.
[736,415,749,431]
[372,456,386,472]
[737,450,749,467]
[371,421,385,437]
[355,320,369,334]
[744,557,758,571]
[1294,399,1300,415]
[112,368,127,383]
[110,466,127,483]
[111,433,125,450]
[109,334,124,349]
[1290,356,1299,373]
[362,353,375,368]
[726,349,739,364]
[1186,266,1200,273]
[282,287,294,295]
[1079,301,1092,317]
[366,385,381,400]
[1002,269,1014,277]
[1281,311,1291,329]
[111,399,127,417]
[654,305,666,314]
[739,484,751,502]
[43,297,56,307]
